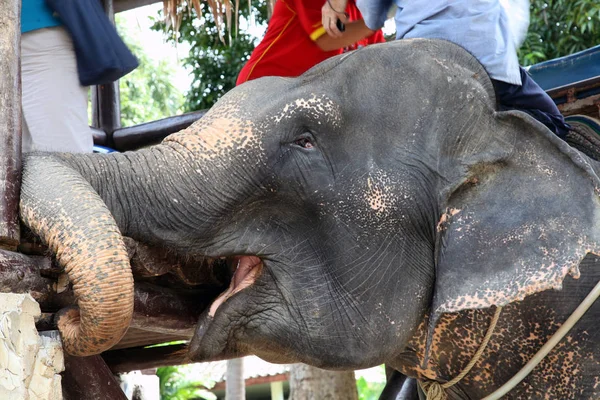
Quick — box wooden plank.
[0,0,22,250]
[129,282,201,334]
[103,343,190,373]
[62,354,128,400]
[0,249,75,310]
[0,249,202,344]
[547,77,600,99]
[109,327,190,350]
[558,93,600,118]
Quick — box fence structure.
[0,0,206,397]
[1,0,600,397]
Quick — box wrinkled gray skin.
[22,40,600,398]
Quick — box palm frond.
[161,0,275,43]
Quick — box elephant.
[20,39,600,398]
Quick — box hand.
[322,0,349,38]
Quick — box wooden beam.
[112,110,207,151]
[0,249,204,336]
[62,354,128,400]
[103,344,190,373]
[0,0,22,250]
[123,236,224,285]
[0,249,75,310]
[558,93,600,118]
[130,282,202,334]
[547,77,600,100]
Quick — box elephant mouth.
[187,254,265,361]
[207,255,263,317]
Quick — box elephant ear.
[431,110,600,321]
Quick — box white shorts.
[21,27,94,153]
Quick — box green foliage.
[156,365,217,400]
[116,15,184,126]
[356,376,385,400]
[151,1,268,111]
[519,0,600,66]
[355,365,386,400]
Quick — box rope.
[419,277,600,399]
[418,306,503,400]
[481,278,600,399]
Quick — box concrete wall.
[0,293,64,400]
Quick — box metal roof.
[190,356,290,383]
[527,45,600,94]
[187,357,386,384]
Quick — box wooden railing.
[0,0,206,247]
[110,110,207,151]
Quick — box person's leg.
[492,67,570,139]
[21,27,93,153]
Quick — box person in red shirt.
[236,0,384,85]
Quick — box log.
[0,0,22,250]
[112,110,207,151]
[130,282,202,334]
[0,249,203,335]
[103,344,190,374]
[62,354,128,400]
[124,237,176,277]
[123,236,224,285]
[0,249,74,310]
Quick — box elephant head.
[22,39,600,392]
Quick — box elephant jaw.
[187,255,264,362]
[208,255,263,317]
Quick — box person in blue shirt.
[21,0,93,153]
[321,0,571,139]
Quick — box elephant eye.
[294,136,314,149]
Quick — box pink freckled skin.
[391,256,600,399]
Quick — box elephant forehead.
[271,93,342,126]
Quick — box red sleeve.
[287,0,327,40]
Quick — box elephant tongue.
[208,256,263,317]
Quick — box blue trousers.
[492,68,570,138]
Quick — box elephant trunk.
[21,155,133,356]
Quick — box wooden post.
[0,0,22,250]
[270,381,284,400]
[62,354,128,400]
[226,358,246,400]
[91,0,121,146]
